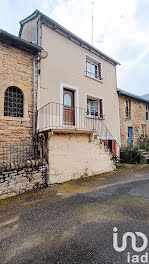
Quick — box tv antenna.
[92,1,94,45]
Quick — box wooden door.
[63,89,75,125]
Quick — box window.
[4,86,23,117]
[125,99,131,118]
[87,97,103,118]
[64,93,71,107]
[146,105,149,120]
[141,125,146,138]
[86,58,102,80]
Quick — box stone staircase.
[140,149,149,163]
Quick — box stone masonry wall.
[119,95,149,147]
[0,41,38,144]
[0,159,46,199]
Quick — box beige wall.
[38,24,120,144]
[48,133,115,184]
[21,17,38,43]
[20,19,121,146]
[0,41,37,143]
[119,95,149,147]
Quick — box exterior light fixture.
[38,50,48,60]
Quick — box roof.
[19,10,120,66]
[0,29,42,55]
[117,88,149,104]
[141,94,149,101]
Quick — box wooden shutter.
[100,99,103,118]
[98,63,101,79]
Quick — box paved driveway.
[0,166,149,264]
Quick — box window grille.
[4,86,23,117]
[125,99,131,118]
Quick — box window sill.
[86,115,105,120]
[0,115,30,122]
[85,73,103,83]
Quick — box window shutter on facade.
[100,99,103,117]
[98,63,101,79]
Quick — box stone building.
[118,89,149,147]
[0,29,41,144]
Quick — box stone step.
[142,151,149,155]
[140,149,146,152]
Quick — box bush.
[120,146,145,164]
[137,135,149,151]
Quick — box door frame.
[60,82,79,127]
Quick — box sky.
[0,0,149,96]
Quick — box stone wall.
[0,41,38,144]
[0,159,46,199]
[119,95,149,147]
[48,132,115,184]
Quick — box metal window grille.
[4,86,23,117]
[87,98,99,116]
[125,99,131,118]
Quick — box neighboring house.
[118,88,149,147]
[19,10,121,183]
[141,94,149,101]
[0,29,42,162]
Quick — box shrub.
[137,135,149,151]
[120,146,145,164]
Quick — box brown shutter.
[100,99,103,118]
[98,63,101,79]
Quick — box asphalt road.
[0,168,149,263]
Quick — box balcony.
[38,102,120,156]
[38,102,104,134]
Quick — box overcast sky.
[0,0,149,96]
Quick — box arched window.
[4,86,23,117]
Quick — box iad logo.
[113,227,148,263]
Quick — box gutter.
[117,88,149,104]
[19,10,120,66]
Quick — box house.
[118,88,149,147]
[141,94,149,101]
[0,29,42,162]
[19,10,121,184]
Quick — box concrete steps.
[140,149,149,163]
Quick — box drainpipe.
[46,163,50,186]
[36,14,41,46]
[33,55,36,139]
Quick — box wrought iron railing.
[0,141,40,164]
[38,102,106,131]
[38,102,120,156]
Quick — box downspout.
[36,14,41,46]
[33,55,36,139]
[46,164,50,186]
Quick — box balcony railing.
[38,102,104,132]
[38,102,120,156]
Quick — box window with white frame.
[125,99,131,118]
[87,97,103,118]
[86,58,102,80]
[141,124,146,138]
[145,105,149,120]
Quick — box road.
[0,166,149,264]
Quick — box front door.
[128,127,132,146]
[63,89,75,125]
